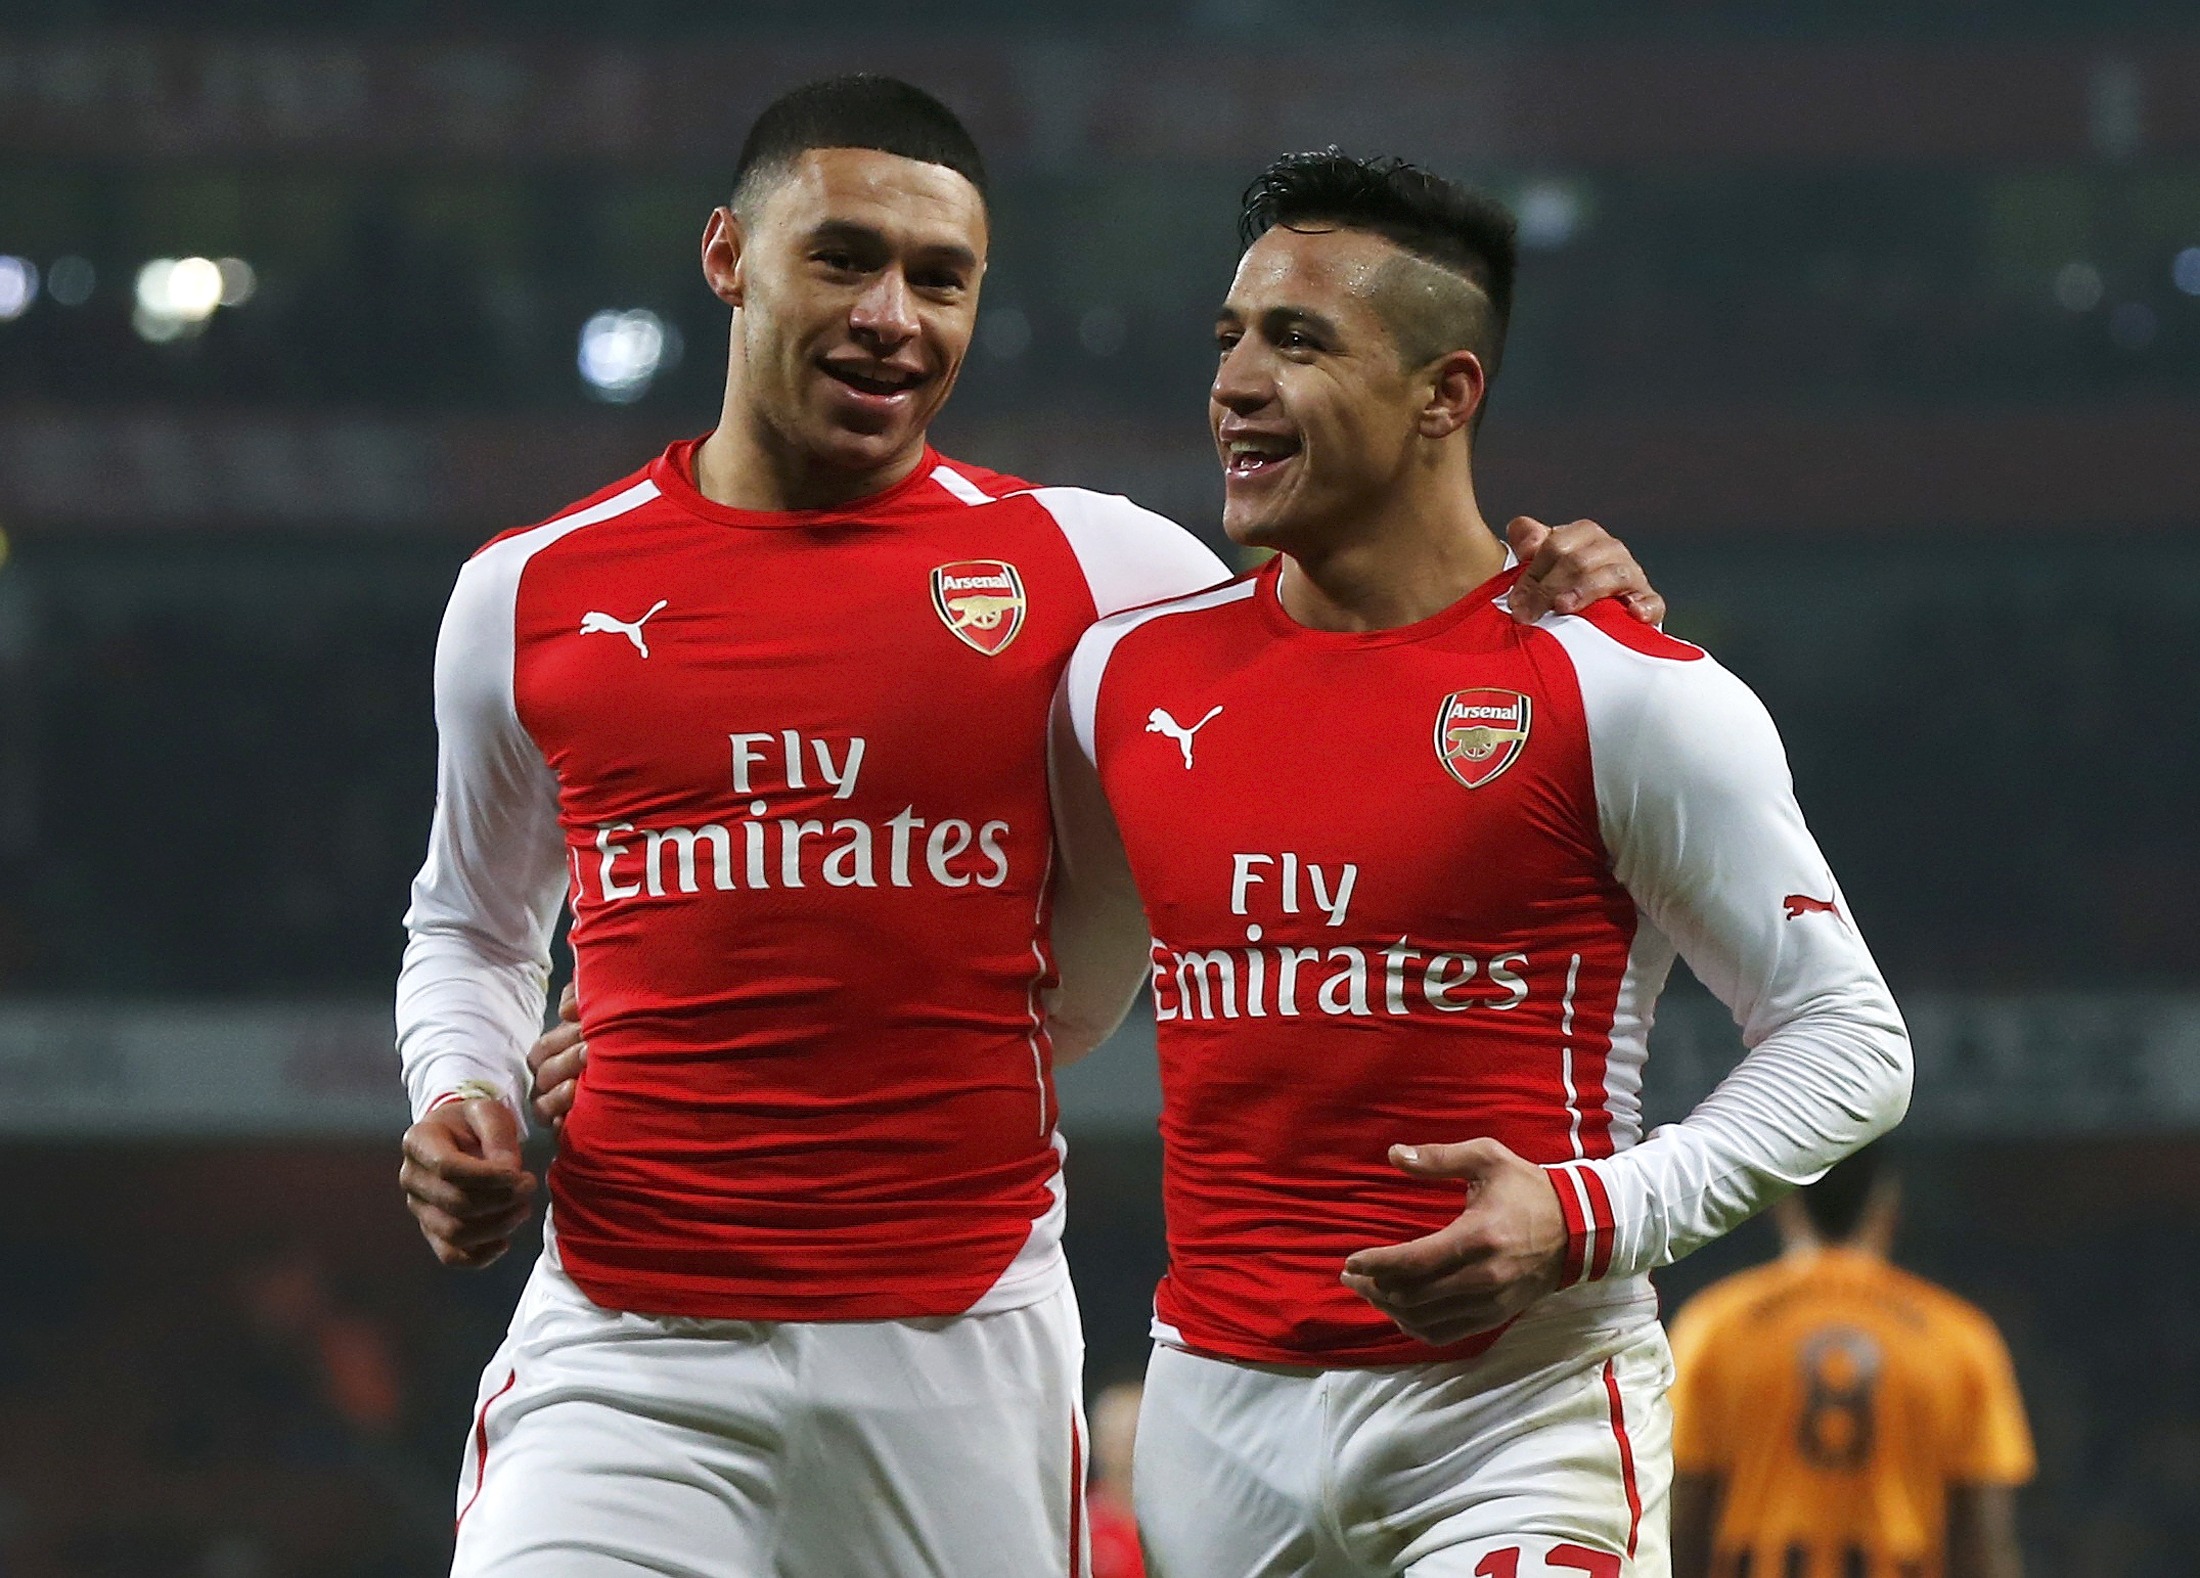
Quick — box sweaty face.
[734,148,987,477]
[1210,226,1436,552]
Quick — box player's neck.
[1787,1235,1886,1263]
[693,395,928,515]
[1275,466,1504,633]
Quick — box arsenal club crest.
[931,560,1027,655]
[1435,688,1532,789]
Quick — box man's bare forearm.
[1669,1471,1722,1578]
[1947,1483,2023,1578]
[1043,685,1152,1067]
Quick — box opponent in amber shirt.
[1670,1169,2033,1578]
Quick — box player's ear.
[701,206,748,309]
[1417,348,1485,441]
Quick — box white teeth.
[833,367,917,392]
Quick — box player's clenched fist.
[1340,1137,1569,1348]
[399,1096,536,1269]
[527,981,588,1131]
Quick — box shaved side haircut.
[732,74,989,216]
[1239,148,1517,427]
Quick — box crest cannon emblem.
[1435,688,1532,789]
[931,560,1027,655]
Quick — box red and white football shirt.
[1063,558,1910,1368]
[398,437,1226,1320]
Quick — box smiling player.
[396,82,1664,1578]
[1055,151,1912,1575]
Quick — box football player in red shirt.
[1053,152,1911,1575]
[397,77,1663,1576]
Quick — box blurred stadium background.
[2,1,2199,1572]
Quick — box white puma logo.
[1146,705,1224,768]
[579,599,668,658]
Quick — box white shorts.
[451,1250,1088,1577]
[1134,1310,1673,1578]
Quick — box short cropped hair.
[1238,149,1517,415]
[732,74,988,214]
[1798,1142,1888,1243]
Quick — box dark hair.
[732,75,988,212]
[1798,1142,1890,1242]
[1237,148,1517,390]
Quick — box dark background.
[2,2,2197,1573]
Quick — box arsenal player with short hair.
[1055,152,1912,1575]
[394,80,1662,1577]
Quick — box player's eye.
[815,250,863,273]
[1215,330,1242,356]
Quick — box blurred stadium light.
[576,307,678,401]
[0,256,34,320]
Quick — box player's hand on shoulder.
[399,1094,536,1269]
[1504,516,1666,628]
[527,981,588,1131]
[1339,1137,1568,1348]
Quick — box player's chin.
[1220,470,1318,552]
[1222,503,1315,560]
[811,392,943,468]
[806,416,926,475]
[1220,494,1285,551]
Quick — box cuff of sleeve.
[406,1051,527,1127]
[427,1079,510,1112]
[1545,1161,1619,1288]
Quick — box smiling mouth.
[1223,436,1301,480]
[823,363,927,398]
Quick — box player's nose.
[849,268,920,347]
[1210,333,1279,416]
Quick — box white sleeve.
[394,541,570,1125]
[1542,625,1912,1285]
[1030,486,1231,618]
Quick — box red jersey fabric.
[399,437,1227,1320]
[1064,556,1908,1368]
[1083,562,1652,1365]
